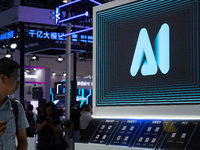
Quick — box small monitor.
[32,87,43,99]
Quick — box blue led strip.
[55,7,60,24]
[95,0,199,105]
[57,0,101,24]
[89,0,102,5]
[50,88,54,102]
[58,0,81,8]
[58,0,101,8]
[97,2,193,26]
[58,11,89,24]
[59,27,93,38]
[82,89,84,98]
[97,1,195,26]
[86,89,92,104]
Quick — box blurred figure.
[70,101,80,150]
[57,108,67,139]
[57,108,65,124]
[80,104,86,115]
[36,107,43,118]
[80,105,92,136]
[36,102,61,150]
[26,104,37,137]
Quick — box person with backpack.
[0,57,29,149]
[26,104,37,137]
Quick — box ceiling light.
[63,72,66,76]
[63,0,67,3]
[31,55,39,61]
[10,43,17,49]
[57,56,64,62]
[79,53,86,62]
[52,72,56,76]
[3,44,8,48]
[5,50,11,58]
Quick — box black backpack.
[10,99,18,133]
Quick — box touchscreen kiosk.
[75,0,200,150]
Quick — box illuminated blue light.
[28,29,66,40]
[95,0,198,106]
[58,0,101,8]
[77,89,92,107]
[89,0,102,5]
[88,35,93,40]
[81,35,87,40]
[28,30,35,37]
[85,11,89,17]
[51,9,62,22]
[96,1,191,26]
[63,87,65,94]
[27,29,92,43]
[56,7,60,24]
[58,0,81,8]
[130,23,170,76]
[80,40,87,42]
[130,28,157,76]
[50,88,54,102]
[86,89,92,104]
[78,89,81,95]
[82,89,84,98]
[0,30,14,40]
[72,34,78,38]
[155,23,170,74]
[50,11,56,19]
[59,27,93,38]
[58,11,89,24]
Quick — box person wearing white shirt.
[80,105,92,136]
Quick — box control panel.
[78,119,200,150]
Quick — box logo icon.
[130,23,170,76]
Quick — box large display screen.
[93,0,200,118]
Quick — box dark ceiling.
[0,0,113,11]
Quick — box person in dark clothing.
[36,102,61,150]
[26,104,37,137]
[70,101,80,150]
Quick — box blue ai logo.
[130,23,170,76]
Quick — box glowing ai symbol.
[130,23,170,76]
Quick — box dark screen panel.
[32,87,43,99]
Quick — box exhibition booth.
[76,0,200,150]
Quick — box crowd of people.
[24,101,93,150]
[25,102,92,150]
[0,57,93,150]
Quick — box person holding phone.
[36,102,61,150]
[0,57,29,150]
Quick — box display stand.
[76,0,200,149]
